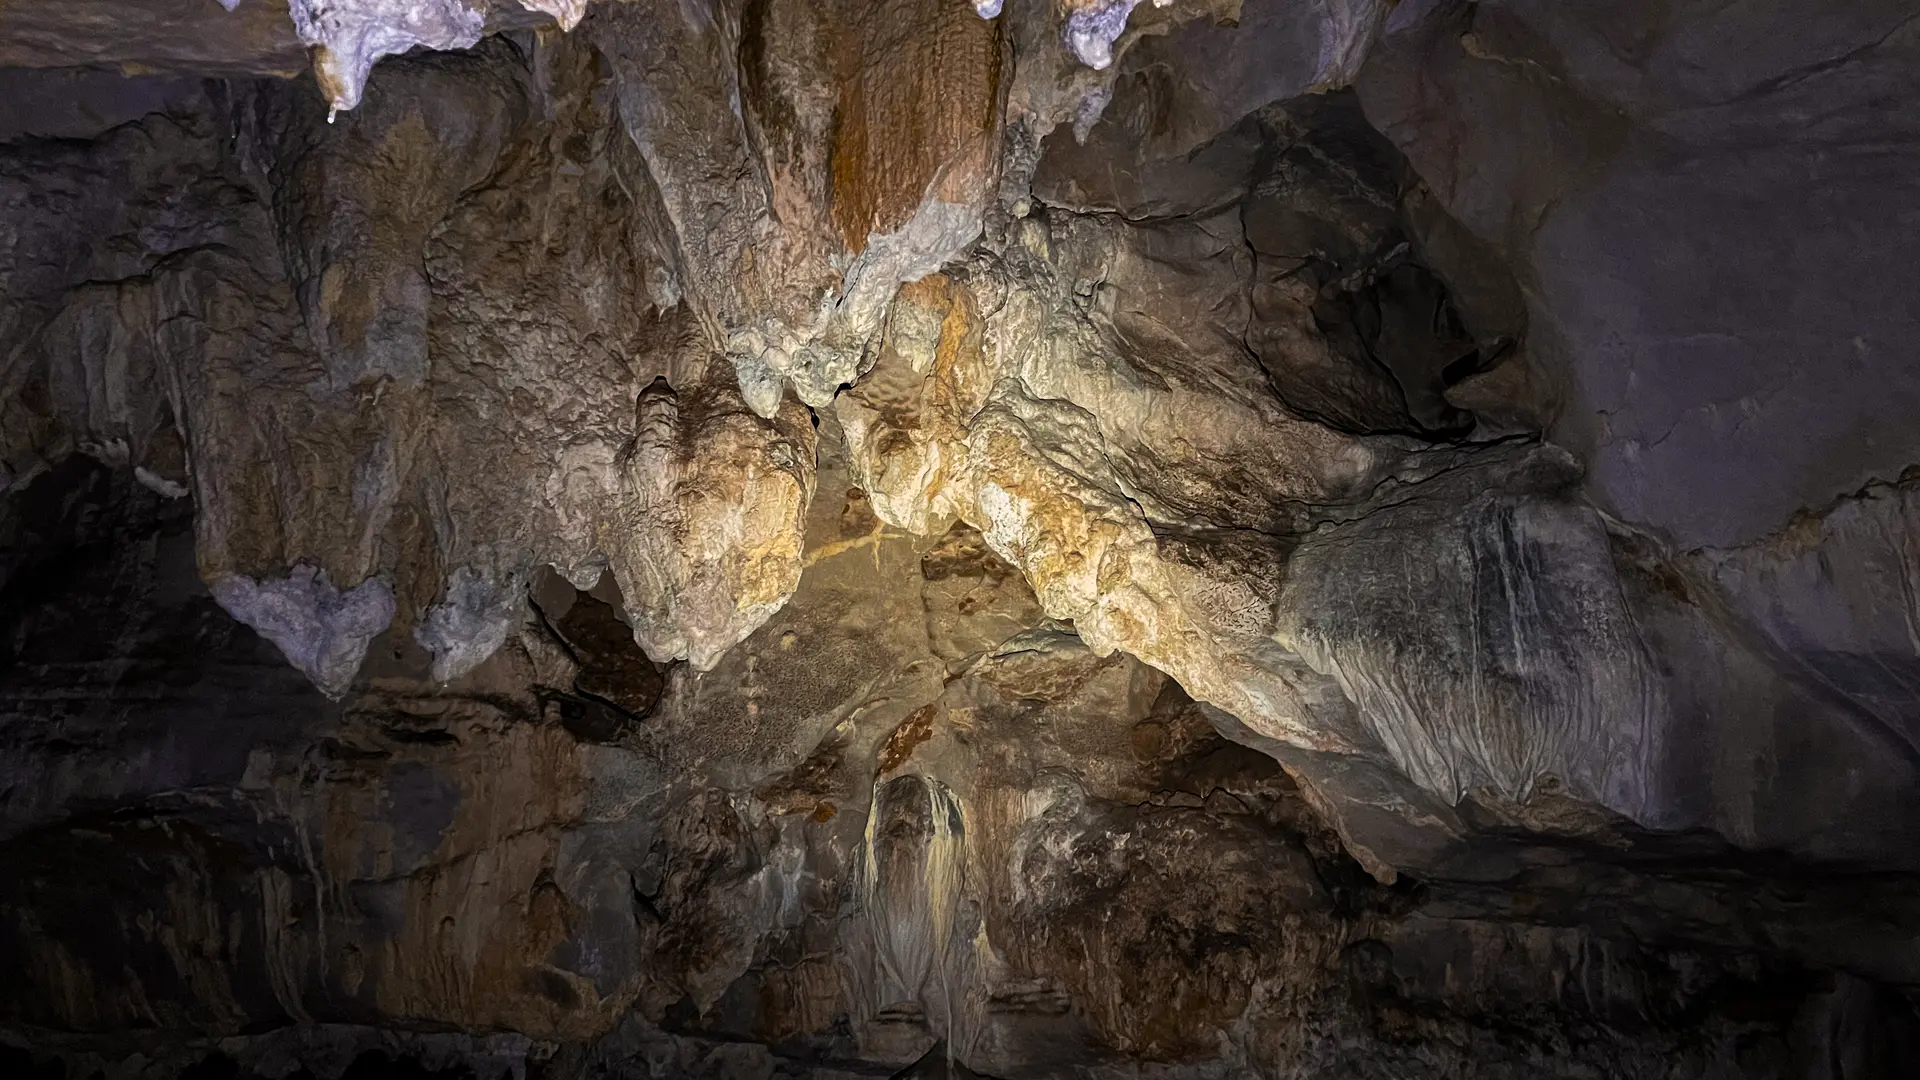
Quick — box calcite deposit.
[4,0,1920,1077]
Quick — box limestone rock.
[602,371,818,670]
[2,31,822,687]
[0,0,308,76]
[593,0,1004,414]
[289,0,489,116]
[9,468,1917,1076]
[210,565,398,698]
[7,1,1920,1076]
[1274,443,1661,812]
[1357,0,1920,549]
[840,229,1557,814]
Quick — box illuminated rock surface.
[4,0,1920,1076]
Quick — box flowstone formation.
[4,1,1920,1078]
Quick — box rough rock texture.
[0,1,565,98]
[0,30,817,676]
[0,0,309,77]
[290,0,489,117]
[1358,0,1920,549]
[6,0,1920,1076]
[8,454,1920,1080]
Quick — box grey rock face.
[6,0,1920,1076]
[1276,443,1661,813]
[210,566,398,698]
[414,565,526,683]
[1357,0,1920,550]
[288,0,488,116]
[0,0,309,76]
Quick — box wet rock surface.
[4,0,1920,1077]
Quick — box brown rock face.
[6,1,1920,1078]
[827,0,1003,248]
[0,0,308,76]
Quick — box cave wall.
[3,0,1920,1077]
